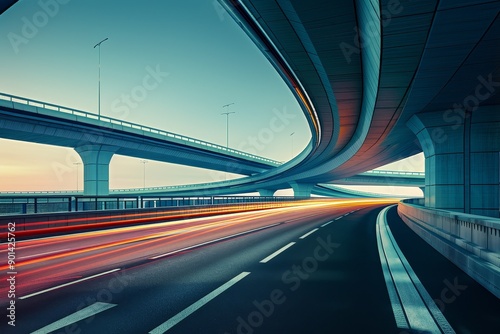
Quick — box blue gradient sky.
[0,0,423,194]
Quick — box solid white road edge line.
[386,211,456,334]
[149,272,251,334]
[376,205,455,334]
[31,302,116,334]
[376,207,409,329]
[20,268,121,300]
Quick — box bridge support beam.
[290,182,314,198]
[75,145,118,196]
[408,106,500,217]
[257,189,276,197]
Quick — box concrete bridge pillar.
[407,105,500,217]
[74,145,118,196]
[419,186,425,197]
[258,189,276,197]
[290,182,314,198]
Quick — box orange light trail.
[10,200,323,238]
[0,199,398,302]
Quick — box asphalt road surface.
[1,199,498,333]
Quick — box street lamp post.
[140,160,148,189]
[93,37,108,120]
[290,132,295,157]
[221,103,235,148]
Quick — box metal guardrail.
[111,180,238,193]
[0,170,427,196]
[362,170,425,177]
[319,184,394,198]
[0,191,80,195]
[0,92,281,166]
[0,182,243,195]
[0,195,299,215]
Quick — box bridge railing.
[0,182,232,196]
[362,170,425,177]
[110,180,241,193]
[0,190,79,195]
[0,92,281,166]
[0,195,301,216]
[398,199,500,297]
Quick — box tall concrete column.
[258,189,276,197]
[290,182,314,198]
[407,105,500,217]
[418,186,425,197]
[74,145,118,196]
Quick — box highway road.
[1,200,498,333]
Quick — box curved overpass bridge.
[216,0,500,216]
[0,93,423,198]
[0,170,422,205]
[2,0,499,217]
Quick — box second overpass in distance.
[0,93,281,195]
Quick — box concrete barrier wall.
[398,200,500,298]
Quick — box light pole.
[73,162,82,192]
[221,103,235,148]
[140,160,148,189]
[93,37,108,120]
[290,132,295,157]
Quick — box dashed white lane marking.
[149,272,251,333]
[150,223,281,260]
[299,228,319,239]
[321,220,334,227]
[31,302,116,334]
[260,242,296,263]
[20,268,121,300]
